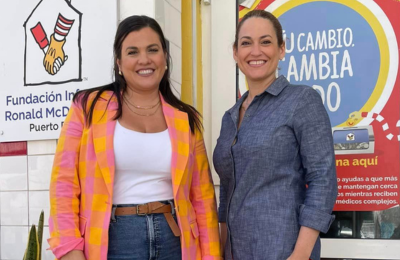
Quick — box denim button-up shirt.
[213,76,338,260]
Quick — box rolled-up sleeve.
[293,88,338,233]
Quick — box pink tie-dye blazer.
[48,91,221,260]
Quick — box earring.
[165,65,168,70]
[119,70,122,75]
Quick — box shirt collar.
[263,75,289,96]
[228,75,290,115]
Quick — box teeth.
[249,60,266,65]
[138,69,154,75]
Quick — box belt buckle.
[136,204,148,216]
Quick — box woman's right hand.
[60,250,86,260]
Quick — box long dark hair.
[234,10,284,49]
[73,15,202,133]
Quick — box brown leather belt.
[114,202,180,237]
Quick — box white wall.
[119,0,155,21]
[209,0,237,187]
[0,1,182,259]
[155,0,182,96]
[0,141,56,260]
[201,1,213,177]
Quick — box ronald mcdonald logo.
[24,0,82,86]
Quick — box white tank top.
[112,120,173,204]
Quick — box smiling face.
[234,17,285,86]
[117,27,167,92]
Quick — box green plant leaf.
[24,225,38,260]
[37,211,44,260]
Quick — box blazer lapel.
[92,91,118,197]
[91,92,190,197]
[161,96,190,197]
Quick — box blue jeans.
[107,202,182,260]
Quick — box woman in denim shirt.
[213,10,338,260]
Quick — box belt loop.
[111,206,117,222]
[168,200,175,215]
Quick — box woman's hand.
[287,226,319,260]
[286,252,310,260]
[60,250,86,260]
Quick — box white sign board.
[0,0,117,142]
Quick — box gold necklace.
[124,99,160,116]
[124,97,160,110]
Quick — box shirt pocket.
[241,126,277,156]
[243,123,297,158]
[190,220,199,238]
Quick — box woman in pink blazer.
[48,15,221,260]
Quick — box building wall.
[0,1,182,259]
[0,141,55,260]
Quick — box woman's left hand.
[287,226,318,260]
